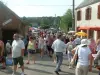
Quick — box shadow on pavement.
[61,72,75,75]
[24,54,53,62]
[92,70,99,73]
[25,67,53,74]
[0,66,20,75]
[35,63,55,67]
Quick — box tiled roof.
[76,0,100,9]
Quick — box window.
[85,7,91,20]
[98,5,100,19]
[77,10,81,21]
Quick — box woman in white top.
[38,35,44,58]
[71,39,92,75]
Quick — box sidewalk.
[0,54,99,75]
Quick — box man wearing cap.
[71,39,92,75]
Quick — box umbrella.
[68,31,75,34]
[75,32,87,36]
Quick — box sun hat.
[80,39,90,46]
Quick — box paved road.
[0,54,99,75]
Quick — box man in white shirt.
[52,33,66,75]
[71,39,92,75]
[12,33,25,75]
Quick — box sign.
[2,19,12,26]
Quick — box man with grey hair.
[12,33,25,75]
[52,33,66,75]
[71,39,92,75]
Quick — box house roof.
[0,1,22,22]
[76,0,100,9]
[0,1,24,30]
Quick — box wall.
[76,2,100,27]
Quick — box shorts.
[38,44,44,49]
[47,45,54,53]
[28,49,36,54]
[13,56,24,66]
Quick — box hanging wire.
[9,4,74,7]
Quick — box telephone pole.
[72,0,75,30]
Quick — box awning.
[90,27,100,30]
[78,26,100,30]
[78,26,90,30]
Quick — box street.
[0,54,99,75]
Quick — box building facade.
[0,1,25,43]
[76,0,100,40]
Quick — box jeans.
[55,52,63,71]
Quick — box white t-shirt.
[52,39,66,52]
[39,37,44,45]
[75,45,91,66]
[12,40,25,58]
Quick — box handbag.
[6,57,13,66]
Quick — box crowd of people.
[0,30,100,75]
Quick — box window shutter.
[86,8,91,20]
[77,10,81,21]
[80,11,81,20]
[89,8,91,20]
[77,11,79,20]
[86,8,88,20]
[98,5,100,19]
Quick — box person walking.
[74,36,81,46]
[94,50,100,75]
[71,39,92,75]
[66,37,75,69]
[38,35,44,58]
[26,36,36,64]
[0,40,6,69]
[47,34,54,58]
[6,40,11,55]
[12,33,25,75]
[52,33,66,75]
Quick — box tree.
[40,17,50,29]
[60,9,72,32]
[21,16,61,29]
[22,17,29,25]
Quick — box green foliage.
[21,16,61,29]
[40,24,50,29]
[60,9,72,32]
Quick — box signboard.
[2,19,12,26]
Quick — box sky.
[1,0,83,17]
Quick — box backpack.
[67,42,74,52]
